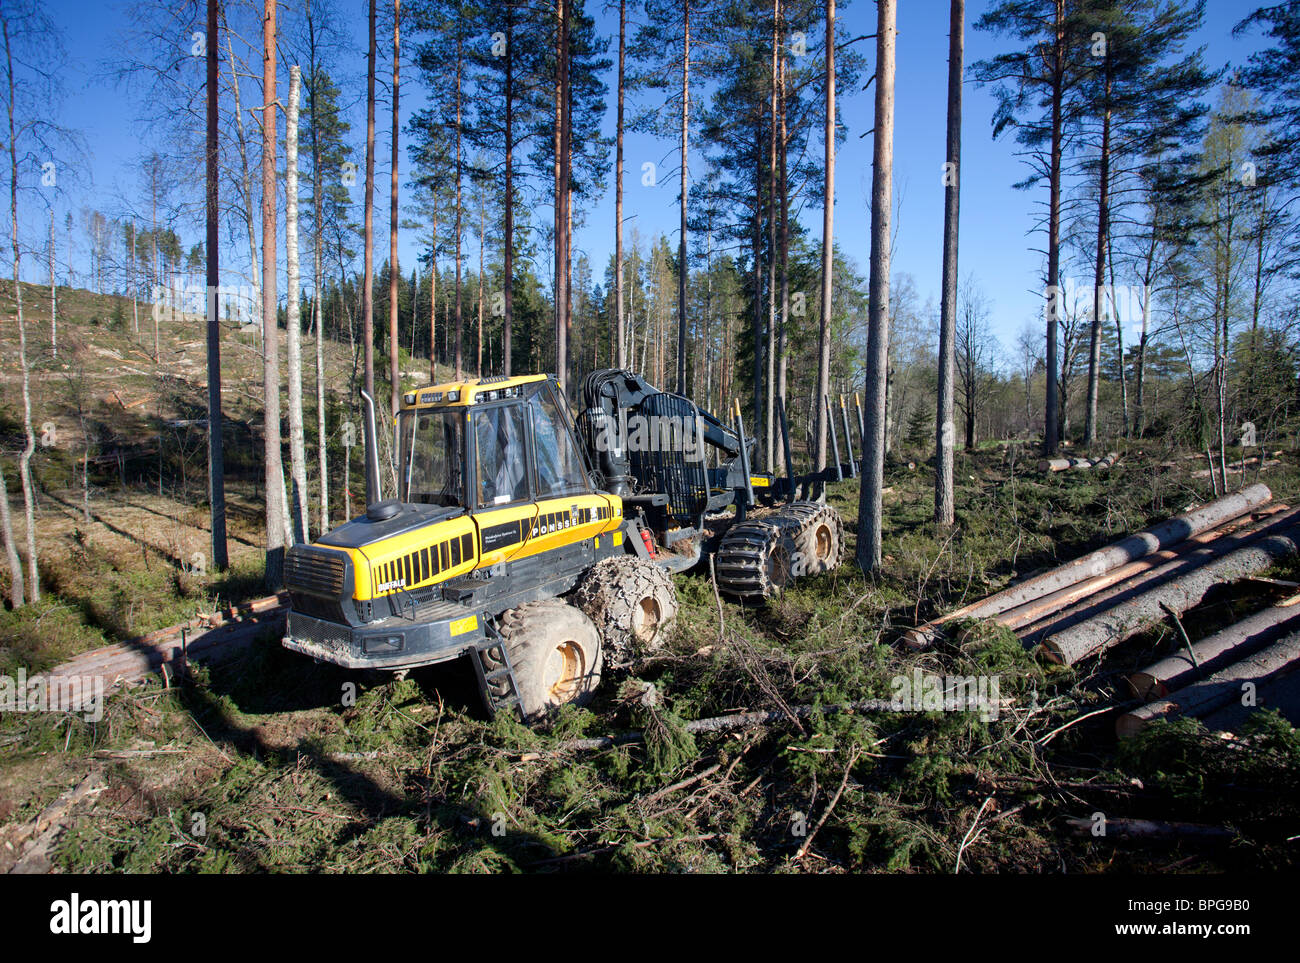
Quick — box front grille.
[285,545,347,597]
[291,594,348,624]
[287,611,353,656]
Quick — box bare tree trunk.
[553,0,570,394]
[206,0,229,569]
[1043,0,1065,455]
[286,66,309,545]
[48,207,55,357]
[225,27,261,328]
[502,3,514,377]
[751,187,762,433]
[856,0,894,571]
[363,0,377,411]
[934,0,963,526]
[477,196,485,377]
[150,166,160,361]
[310,95,329,534]
[813,0,836,471]
[776,25,789,472]
[429,196,437,379]
[614,0,626,369]
[1135,246,1153,437]
[676,0,690,394]
[765,0,778,472]
[5,19,37,602]
[1107,229,1129,436]
[454,29,464,381]
[1085,62,1111,446]
[261,0,287,587]
[129,220,138,334]
[389,0,402,420]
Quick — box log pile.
[46,593,289,691]
[1191,454,1282,479]
[1038,452,1119,473]
[906,484,1300,735]
[903,484,1276,648]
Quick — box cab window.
[530,386,588,497]
[400,409,463,507]
[473,405,529,507]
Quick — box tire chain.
[714,500,845,599]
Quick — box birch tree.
[286,66,309,544]
[261,0,288,586]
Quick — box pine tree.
[973,0,1092,454]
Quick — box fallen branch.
[557,700,897,752]
[1064,816,1236,842]
[954,794,995,873]
[795,747,861,861]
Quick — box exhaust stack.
[360,389,385,515]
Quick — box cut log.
[1118,632,1300,736]
[995,507,1289,634]
[1009,506,1296,641]
[1038,451,1118,472]
[1128,594,1300,700]
[1192,458,1281,479]
[1042,521,1300,665]
[902,484,1274,648]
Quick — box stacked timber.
[46,593,289,690]
[1118,633,1300,737]
[906,483,1300,736]
[902,484,1276,649]
[1191,454,1282,479]
[1035,514,1300,665]
[1039,452,1119,473]
[1126,594,1300,700]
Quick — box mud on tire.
[573,556,678,668]
[496,599,603,721]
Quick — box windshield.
[399,409,464,506]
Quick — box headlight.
[363,634,404,654]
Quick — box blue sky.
[36,0,1272,354]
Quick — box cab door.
[467,402,538,567]
[514,381,620,561]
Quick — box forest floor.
[2,441,1298,873]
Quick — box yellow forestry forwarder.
[281,368,854,720]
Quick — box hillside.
[0,278,443,662]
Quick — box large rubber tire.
[785,501,845,577]
[714,502,846,598]
[497,599,604,721]
[573,556,679,668]
[714,519,798,599]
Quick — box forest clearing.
[1,293,1297,874]
[0,0,1297,910]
